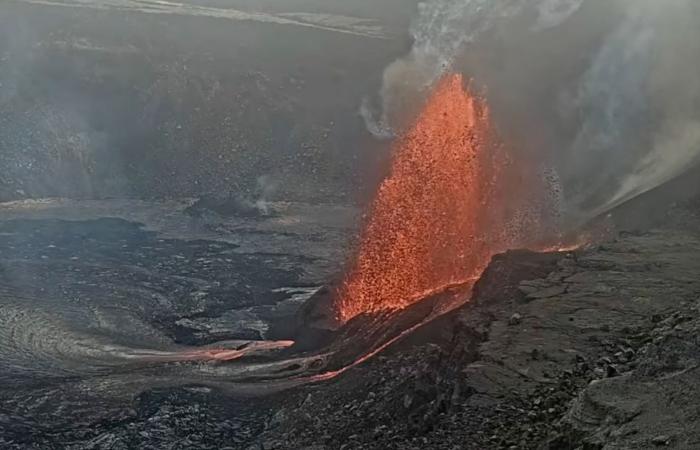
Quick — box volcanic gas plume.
[336,74,561,322]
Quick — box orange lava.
[336,74,563,322]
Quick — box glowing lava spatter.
[336,74,560,322]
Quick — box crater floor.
[2,198,700,449]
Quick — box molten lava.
[337,74,562,322]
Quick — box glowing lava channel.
[336,74,561,323]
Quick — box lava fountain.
[336,74,561,323]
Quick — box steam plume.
[364,0,700,224]
[564,0,700,219]
[362,0,584,137]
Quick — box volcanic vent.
[336,74,563,322]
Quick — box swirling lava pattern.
[0,295,293,382]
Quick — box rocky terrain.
[253,200,700,450]
[0,195,698,449]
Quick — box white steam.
[565,0,700,219]
[365,0,700,224]
[362,0,583,137]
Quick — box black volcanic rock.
[184,194,266,219]
[256,208,700,450]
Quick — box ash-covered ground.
[2,193,700,450]
[252,197,700,450]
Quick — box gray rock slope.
[260,206,700,449]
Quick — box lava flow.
[336,74,561,322]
